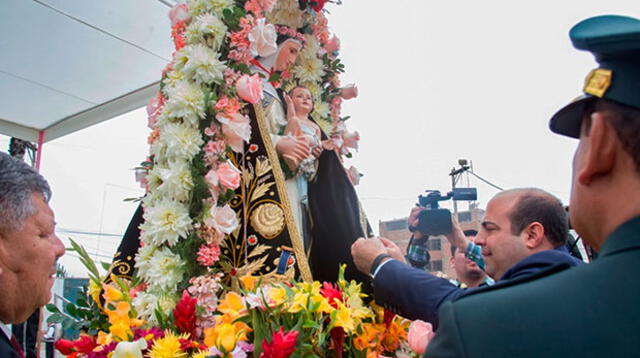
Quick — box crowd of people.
[1,13,639,358]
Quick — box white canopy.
[0,0,178,143]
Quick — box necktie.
[9,334,25,358]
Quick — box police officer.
[426,14,640,357]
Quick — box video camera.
[416,188,477,236]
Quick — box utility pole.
[449,159,471,217]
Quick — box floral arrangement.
[138,0,362,334]
[48,1,438,357]
[51,248,434,357]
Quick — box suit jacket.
[0,330,21,358]
[425,216,640,358]
[374,249,581,328]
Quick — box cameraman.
[351,188,582,328]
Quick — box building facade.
[379,205,484,279]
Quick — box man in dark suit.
[426,14,640,357]
[0,152,66,358]
[351,187,580,328]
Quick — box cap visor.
[549,96,591,138]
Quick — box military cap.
[549,15,640,138]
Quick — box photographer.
[351,188,581,328]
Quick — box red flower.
[320,282,343,308]
[173,290,198,337]
[383,309,396,328]
[300,0,326,12]
[54,339,74,355]
[73,334,97,354]
[329,327,345,358]
[260,327,299,358]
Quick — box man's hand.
[409,206,426,239]
[380,237,406,264]
[445,216,470,252]
[351,237,388,274]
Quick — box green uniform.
[426,216,640,357]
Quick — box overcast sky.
[2,1,639,277]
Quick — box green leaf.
[101,261,112,271]
[45,303,60,313]
[46,313,66,324]
[65,303,77,317]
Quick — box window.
[429,260,443,272]
[427,238,441,250]
[385,219,408,231]
[457,211,472,222]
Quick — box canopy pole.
[35,131,44,172]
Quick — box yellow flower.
[310,294,333,314]
[269,286,287,306]
[217,292,246,318]
[239,274,257,292]
[333,302,355,333]
[190,350,207,358]
[287,291,309,313]
[148,331,188,358]
[103,283,124,303]
[97,331,113,346]
[88,279,102,308]
[105,301,133,340]
[204,321,251,353]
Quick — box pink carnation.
[215,96,242,118]
[197,243,221,266]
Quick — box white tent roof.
[0,0,177,142]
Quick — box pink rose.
[168,3,190,27]
[205,169,219,188]
[206,204,239,234]
[236,74,263,104]
[218,113,252,153]
[340,84,358,100]
[408,320,435,355]
[216,161,241,190]
[325,35,341,53]
[346,166,361,186]
[343,130,360,150]
[248,18,277,58]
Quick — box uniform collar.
[599,215,640,257]
[0,321,10,340]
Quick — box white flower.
[140,198,192,246]
[112,339,147,358]
[188,0,234,16]
[293,55,324,84]
[248,18,278,58]
[159,122,204,162]
[187,13,228,50]
[155,160,194,202]
[163,80,206,125]
[134,244,157,280]
[182,44,226,85]
[133,291,178,325]
[205,204,239,234]
[266,0,303,28]
[312,101,330,122]
[139,246,185,291]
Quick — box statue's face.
[275,40,302,71]
[291,87,313,115]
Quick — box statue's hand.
[283,93,297,122]
[276,136,311,171]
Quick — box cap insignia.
[583,68,612,98]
